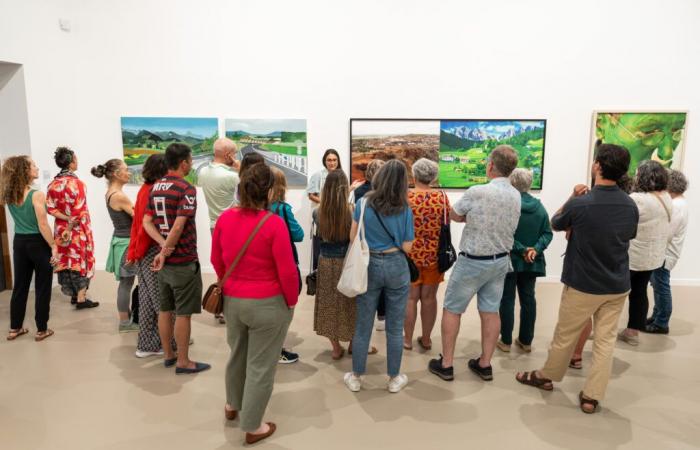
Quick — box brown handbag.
[202,212,273,315]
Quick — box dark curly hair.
[54,146,75,170]
[239,163,274,210]
[91,158,122,181]
[594,143,630,182]
[142,154,168,184]
[634,160,668,193]
[0,156,33,205]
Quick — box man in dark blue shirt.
[516,143,638,414]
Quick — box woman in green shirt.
[1,156,58,341]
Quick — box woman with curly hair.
[46,147,99,309]
[1,156,58,341]
[92,158,138,332]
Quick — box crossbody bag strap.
[374,206,405,253]
[218,211,273,288]
[652,192,672,222]
[441,190,449,225]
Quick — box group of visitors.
[0,136,690,443]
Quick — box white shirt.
[452,177,521,256]
[664,196,689,271]
[628,191,673,271]
[306,168,328,197]
[198,162,239,228]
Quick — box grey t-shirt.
[551,185,639,295]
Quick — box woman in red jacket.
[212,163,298,445]
[126,155,169,358]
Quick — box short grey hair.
[667,169,688,195]
[509,168,532,193]
[412,158,438,184]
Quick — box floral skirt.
[313,256,356,342]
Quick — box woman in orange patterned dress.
[46,147,99,309]
[404,158,449,350]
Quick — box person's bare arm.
[32,192,57,261]
[110,191,134,216]
[349,221,358,242]
[402,240,414,253]
[309,193,321,204]
[142,214,166,247]
[161,216,187,251]
[449,207,466,223]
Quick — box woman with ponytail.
[46,147,99,309]
[92,158,138,332]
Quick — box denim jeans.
[499,271,537,345]
[352,252,410,377]
[650,264,672,328]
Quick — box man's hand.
[151,252,165,272]
[161,245,175,257]
[573,184,589,197]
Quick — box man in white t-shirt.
[647,169,689,334]
[199,138,240,231]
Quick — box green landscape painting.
[225,119,308,187]
[121,116,218,185]
[439,120,546,189]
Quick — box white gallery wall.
[1,0,698,283]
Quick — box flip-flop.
[35,329,54,342]
[7,328,29,340]
[403,342,413,350]
[417,337,432,350]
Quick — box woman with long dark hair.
[345,160,414,394]
[92,159,138,332]
[46,147,99,309]
[2,156,57,341]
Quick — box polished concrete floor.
[1,271,699,450]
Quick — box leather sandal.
[224,406,237,421]
[515,371,553,391]
[417,336,432,350]
[245,422,276,445]
[7,328,29,340]
[579,391,599,414]
[35,329,54,341]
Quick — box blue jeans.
[352,252,410,377]
[650,264,672,328]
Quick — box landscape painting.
[592,112,688,176]
[439,120,546,189]
[350,119,440,185]
[121,116,218,185]
[225,119,307,187]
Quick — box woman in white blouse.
[618,161,672,345]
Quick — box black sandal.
[579,391,599,414]
[515,371,553,391]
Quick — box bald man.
[199,138,240,231]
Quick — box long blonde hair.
[318,170,352,242]
[269,166,287,203]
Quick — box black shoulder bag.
[437,191,457,273]
[375,209,419,282]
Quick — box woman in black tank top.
[92,159,138,333]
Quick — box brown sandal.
[515,371,554,391]
[7,328,29,340]
[417,336,432,350]
[579,391,599,414]
[569,357,583,369]
[224,405,237,421]
[331,348,345,360]
[35,329,54,342]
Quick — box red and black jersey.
[146,172,198,264]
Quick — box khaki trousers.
[541,285,627,401]
[224,295,293,432]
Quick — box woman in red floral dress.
[46,147,99,309]
[404,158,450,351]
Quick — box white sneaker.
[135,349,164,358]
[388,374,408,393]
[344,372,362,392]
[375,320,385,331]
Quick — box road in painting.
[350,120,440,185]
[439,120,546,189]
[225,119,307,187]
[121,117,218,185]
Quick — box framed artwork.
[350,118,547,189]
[121,116,218,185]
[225,119,308,187]
[590,111,688,175]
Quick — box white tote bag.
[337,198,370,297]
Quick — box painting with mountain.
[121,117,218,185]
[224,119,308,187]
[439,120,546,189]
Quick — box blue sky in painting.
[121,117,218,138]
[441,120,544,138]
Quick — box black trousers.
[627,269,653,330]
[10,234,53,332]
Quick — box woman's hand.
[349,180,364,192]
[50,244,59,266]
[524,248,537,263]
